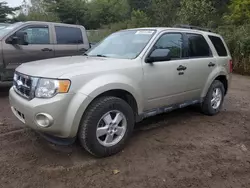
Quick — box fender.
[201,66,229,98]
[77,73,144,114]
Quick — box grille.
[13,72,33,99]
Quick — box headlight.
[13,72,18,81]
[35,78,71,98]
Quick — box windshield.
[0,22,23,37]
[0,23,10,30]
[87,30,156,59]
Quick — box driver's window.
[19,26,50,45]
[154,33,183,59]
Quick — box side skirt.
[136,98,203,122]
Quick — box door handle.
[41,48,53,52]
[179,72,184,75]
[208,62,215,67]
[177,65,187,71]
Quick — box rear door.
[53,25,85,57]
[181,33,216,96]
[2,24,54,70]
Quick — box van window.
[55,26,83,44]
[153,33,183,59]
[21,26,50,44]
[208,35,228,56]
[187,33,211,58]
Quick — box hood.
[16,56,132,78]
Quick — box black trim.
[137,98,203,122]
[37,131,76,146]
[182,33,189,58]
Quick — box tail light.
[229,59,233,73]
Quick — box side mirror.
[146,48,171,63]
[90,42,97,48]
[11,31,28,45]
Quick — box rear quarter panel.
[201,33,232,97]
[201,65,230,98]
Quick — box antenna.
[21,0,29,16]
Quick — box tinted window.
[209,35,228,56]
[55,26,83,44]
[187,34,211,57]
[154,33,183,59]
[21,26,49,44]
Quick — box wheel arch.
[68,87,141,138]
[69,74,144,138]
[201,70,229,98]
[214,75,228,95]
[87,89,139,119]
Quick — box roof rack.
[174,24,212,32]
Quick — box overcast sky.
[7,0,30,7]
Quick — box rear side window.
[208,35,228,56]
[55,26,83,44]
[187,33,211,58]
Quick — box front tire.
[201,80,225,116]
[78,96,135,157]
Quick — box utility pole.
[21,0,29,15]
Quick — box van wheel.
[201,80,225,116]
[78,96,135,157]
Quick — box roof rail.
[174,24,212,32]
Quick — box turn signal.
[58,80,71,93]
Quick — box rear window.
[208,35,228,56]
[55,26,83,44]
[187,33,211,58]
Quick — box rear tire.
[78,96,134,157]
[201,80,225,116]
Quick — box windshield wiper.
[88,54,108,58]
[96,54,107,57]
[83,52,88,56]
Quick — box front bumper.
[9,87,91,138]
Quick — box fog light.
[35,113,53,128]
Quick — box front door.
[3,24,54,70]
[142,32,197,111]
